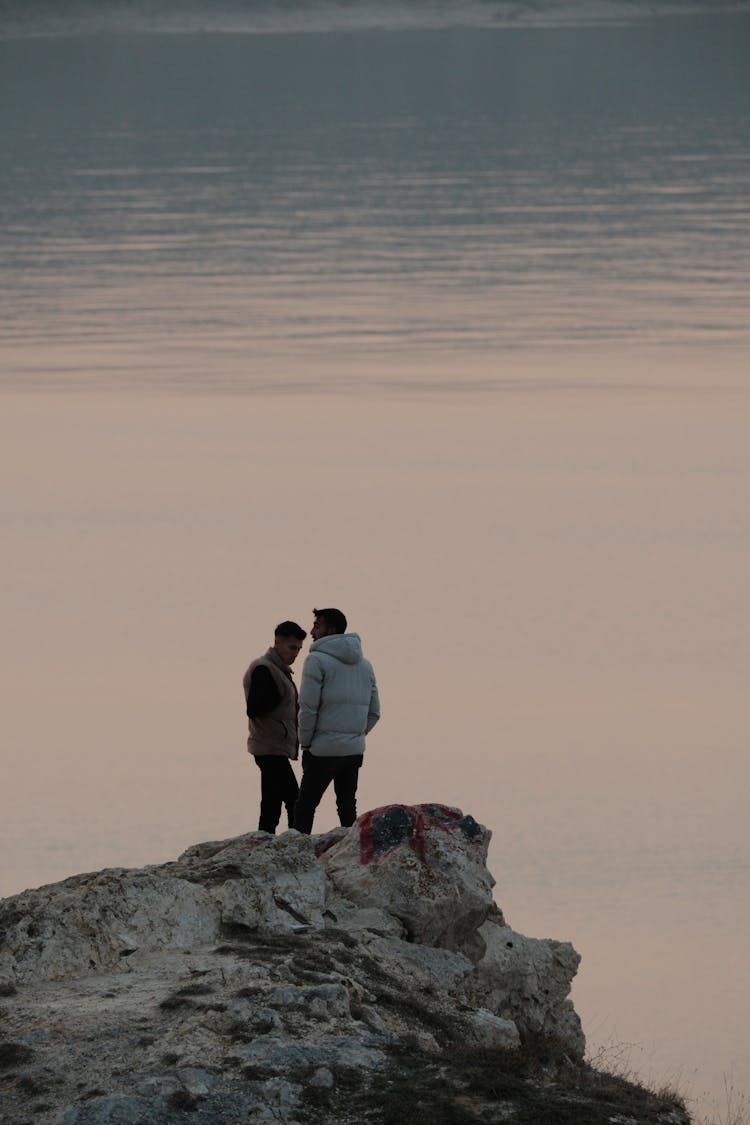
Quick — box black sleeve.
[246,665,282,719]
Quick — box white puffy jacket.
[298,633,380,757]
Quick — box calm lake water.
[2,16,749,383]
[1,12,749,1120]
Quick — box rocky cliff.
[0,804,688,1124]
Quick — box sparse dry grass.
[698,1077,749,1125]
[587,1039,748,1125]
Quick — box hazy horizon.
[2,0,750,40]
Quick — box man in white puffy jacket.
[293,607,380,834]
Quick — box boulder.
[321,802,497,949]
[467,917,585,1057]
[0,870,217,985]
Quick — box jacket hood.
[311,632,363,665]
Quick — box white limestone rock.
[0,803,597,1125]
[363,934,474,994]
[467,916,585,1056]
[0,871,218,985]
[320,898,404,938]
[0,832,332,989]
[468,1008,522,1050]
[268,982,352,1020]
[174,829,328,933]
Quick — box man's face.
[311,615,332,642]
[274,635,304,666]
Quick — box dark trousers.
[254,755,299,834]
[293,751,364,835]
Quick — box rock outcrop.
[0,804,688,1125]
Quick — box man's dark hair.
[274,620,307,640]
[313,607,347,634]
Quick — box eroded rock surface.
[0,803,678,1124]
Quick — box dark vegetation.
[159,981,225,1013]
[167,1088,200,1112]
[301,1039,689,1125]
[0,1042,34,1070]
[173,983,216,998]
[210,925,688,1125]
[158,994,196,1012]
[378,1043,688,1125]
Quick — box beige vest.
[243,648,299,760]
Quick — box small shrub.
[226,1020,256,1044]
[372,985,457,1042]
[16,1075,49,1095]
[0,1042,34,1070]
[302,1084,333,1109]
[319,927,358,950]
[242,1064,275,1081]
[159,995,195,1011]
[328,1063,363,1091]
[174,983,215,998]
[167,1088,200,1112]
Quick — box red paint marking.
[356,806,385,866]
[357,803,468,866]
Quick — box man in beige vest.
[243,620,307,833]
